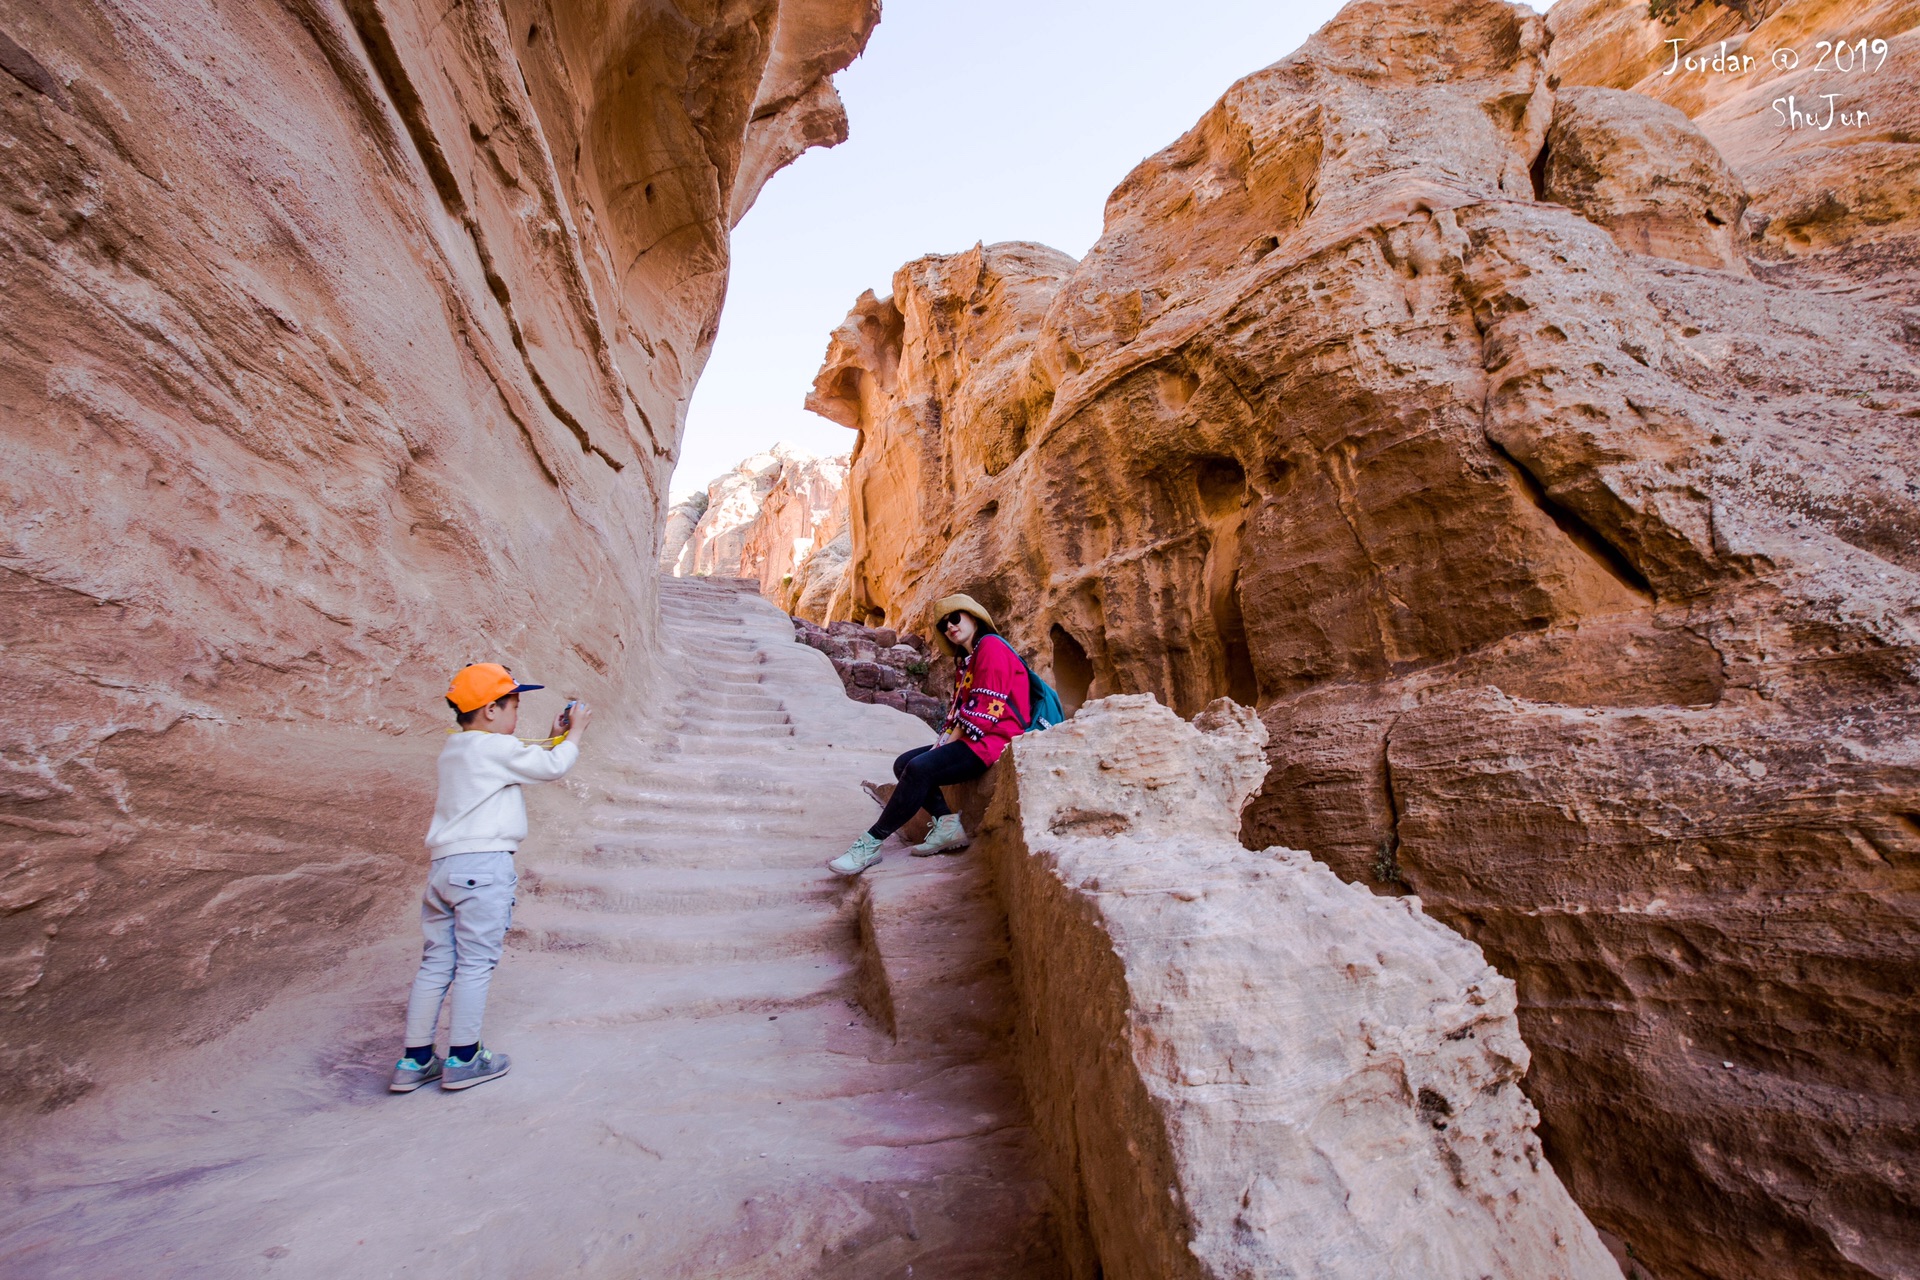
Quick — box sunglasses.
[941,612,968,630]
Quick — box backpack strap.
[1005,643,1042,732]
[979,635,1056,732]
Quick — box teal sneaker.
[828,832,883,876]
[441,1046,511,1091]
[910,814,969,857]
[389,1054,443,1093]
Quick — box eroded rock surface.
[0,0,874,1109]
[979,694,1620,1280]
[810,1,1920,1275]
[1540,85,1750,272]
[1547,0,1920,284]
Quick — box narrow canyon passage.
[0,579,1058,1278]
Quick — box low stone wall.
[791,617,948,726]
[976,694,1623,1280]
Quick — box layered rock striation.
[1,0,875,1109]
[979,694,1622,1280]
[809,1,1920,1275]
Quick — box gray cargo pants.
[404,850,517,1046]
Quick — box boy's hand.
[555,701,593,743]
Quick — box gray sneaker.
[389,1054,443,1093]
[441,1046,511,1091]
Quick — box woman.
[828,593,1032,876]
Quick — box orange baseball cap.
[446,663,544,713]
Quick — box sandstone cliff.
[1,0,875,1111]
[1547,0,1920,287]
[809,2,1920,1276]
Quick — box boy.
[389,663,594,1093]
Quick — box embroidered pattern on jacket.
[944,636,1029,748]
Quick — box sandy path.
[0,579,1059,1278]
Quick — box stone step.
[509,900,852,964]
[581,833,851,871]
[664,724,799,741]
[522,866,842,914]
[666,707,793,728]
[658,620,744,633]
[661,721,794,740]
[672,690,787,711]
[676,667,770,684]
[592,806,823,839]
[659,746,906,770]
[521,955,858,1029]
[599,787,808,816]
[600,776,807,805]
[667,644,763,660]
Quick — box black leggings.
[868,742,987,839]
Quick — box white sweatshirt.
[425,731,581,858]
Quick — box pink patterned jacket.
[945,634,1032,766]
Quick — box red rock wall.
[1547,0,1920,284]
[811,2,1920,1276]
[0,0,873,1110]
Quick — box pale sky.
[672,0,1554,500]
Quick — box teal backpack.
[988,635,1067,732]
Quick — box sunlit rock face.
[0,0,875,1110]
[811,1,1920,1276]
[1546,0,1920,278]
[807,241,1078,637]
[666,446,799,578]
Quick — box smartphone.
[559,699,578,731]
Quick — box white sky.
[672,0,1554,500]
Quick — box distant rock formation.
[657,490,711,579]
[981,693,1622,1280]
[664,445,851,620]
[743,451,850,616]
[807,1,1920,1276]
[0,0,876,1111]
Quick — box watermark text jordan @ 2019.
[1660,35,1896,132]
